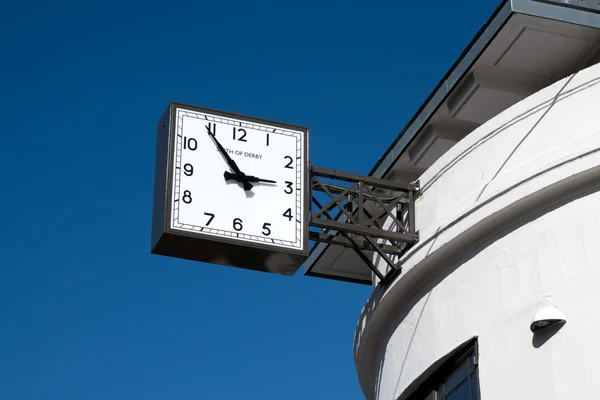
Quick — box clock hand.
[206,125,253,191]
[224,171,276,184]
[248,176,277,184]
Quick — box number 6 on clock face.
[162,104,309,261]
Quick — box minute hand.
[206,125,253,190]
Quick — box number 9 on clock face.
[167,105,309,254]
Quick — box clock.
[151,102,310,276]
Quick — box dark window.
[403,339,479,400]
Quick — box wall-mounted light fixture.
[530,306,566,333]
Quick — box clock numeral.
[182,190,192,204]
[284,181,293,194]
[233,127,247,142]
[233,218,243,231]
[183,163,194,176]
[284,156,294,169]
[266,133,270,146]
[262,222,272,236]
[283,208,293,221]
[204,212,215,226]
[207,122,218,136]
[183,137,197,151]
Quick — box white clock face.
[168,107,307,252]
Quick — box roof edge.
[368,0,512,179]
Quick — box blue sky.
[0,1,499,399]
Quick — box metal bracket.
[309,165,419,283]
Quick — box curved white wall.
[354,61,600,400]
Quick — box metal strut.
[309,166,419,283]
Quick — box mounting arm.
[309,166,419,283]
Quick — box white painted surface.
[354,62,600,399]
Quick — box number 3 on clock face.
[168,106,308,254]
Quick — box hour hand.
[224,171,276,185]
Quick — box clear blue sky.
[0,1,499,399]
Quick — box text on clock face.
[223,148,264,160]
[170,110,305,249]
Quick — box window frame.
[401,337,480,400]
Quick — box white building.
[305,1,600,398]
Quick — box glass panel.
[444,358,469,392]
[445,379,469,400]
[470,372,479,400]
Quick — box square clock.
[151,102,310,276]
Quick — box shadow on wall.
[370,174,600,400]
[532,320,566,349]
[475,72,577,202]
[373,229,442,399]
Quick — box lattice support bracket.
[309,165,420,283]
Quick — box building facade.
[344,2,600,399]
[354,60,600,399]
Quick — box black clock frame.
[151,102,311,276]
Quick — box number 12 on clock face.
[169,106,308,253]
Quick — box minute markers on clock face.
[169,108,305,250]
